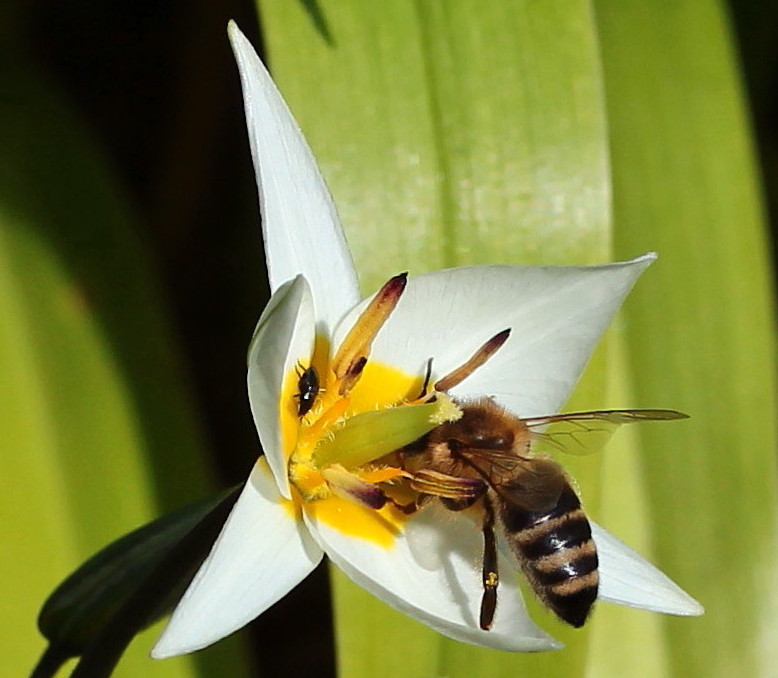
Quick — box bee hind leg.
[479,494,499,630]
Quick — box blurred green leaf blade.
[0,54,240,677]
[38,489,238,660]
[594,1,778,677]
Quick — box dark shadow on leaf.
[298,0,336,47]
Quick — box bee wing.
[456,448,567,511]
[523,409,688,456]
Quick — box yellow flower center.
[273,273,473,547]
[280,357,423,546]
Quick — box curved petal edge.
[306,505,561,651]
[335,254,656,418]
[248,275,315,498]
[592,522,704,616]
[228,21,360,335]
[152,460,323,658]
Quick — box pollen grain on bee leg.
[479,495,499,630]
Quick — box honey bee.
[399,398,686,629]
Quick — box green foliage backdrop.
[2,1,776,677]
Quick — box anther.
[434,328,511,393]
[332,273,408,395]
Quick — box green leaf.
[36,489,239,669]
[46,489,240,678]
[593,1,778,677]
[0,57,243,677]
[257,2,611,677]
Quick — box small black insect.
[296,365,320,416]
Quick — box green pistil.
[312,395,461,470]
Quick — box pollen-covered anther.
[321,464,388,510]
[331,272,408,395]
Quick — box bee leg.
[410,469,487,505]
[479,494,499,631]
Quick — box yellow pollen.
[304,396,350,450]
[282,356,423,546]
[306,497,405,548]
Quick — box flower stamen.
[302,396,350,450]
[434,328,511,392]
[331,272,408,395]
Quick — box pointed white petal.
[335,255,654,417]
[248,275,315,498]
[592,522,704,616]
[306,504,561,651]
[152,460,323,658]
[228,22,359,335]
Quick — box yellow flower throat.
[280,357,423,546]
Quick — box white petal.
[248,275,315,498]
[152,460,323,658]
[335,255,654,417]
[592,522,704,616]
[306,504,561,651]
[228,22,360,335]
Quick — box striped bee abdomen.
[500,484,599,627]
